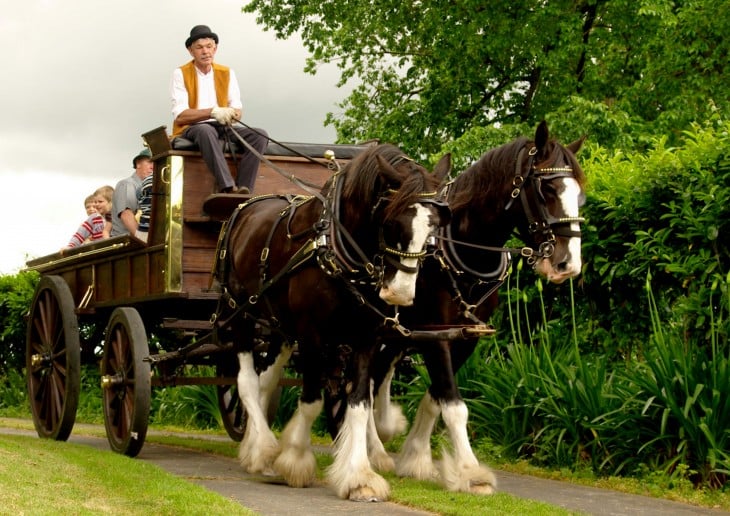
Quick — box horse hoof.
[349,487,383,502]
[470,481,496,495]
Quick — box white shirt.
[170,64,243,120]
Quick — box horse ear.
[567,135,586,155]
[535,120,549,152]
[432,153,451,183]
[375,154,405,186]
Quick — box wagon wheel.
[216,360,282,442]
[101,307,151,457]
[26,275,81,441]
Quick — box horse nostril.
[557,261,569,272]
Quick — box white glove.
[211,106,235,125]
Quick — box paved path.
[2,424,727,515]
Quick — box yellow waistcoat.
[172,61,230,137]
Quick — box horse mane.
[341,143,438,223]
[449,137,529,215]
[449,135,586,216]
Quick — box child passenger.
[63,186,114,250]
[84,194,97,216]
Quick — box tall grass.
[463,264,730,489]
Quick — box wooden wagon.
[24,126,372,456]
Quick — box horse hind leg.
[236,351,280,475]
[273,398,322,487]
[395,391,440,480]
[367,388,395,473]
[373,357,408,443]
[439,400,497,495]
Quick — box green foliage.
[0,368,28,416]
[244,0,729,158]
[152,371,223,430]
[76,366,103,424]
[628,275,730,488]
[0,271,38,373]
[579,117,730,356]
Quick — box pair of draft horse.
[217,121,586,501]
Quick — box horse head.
[520,121,586,284]
[340,146,450,305]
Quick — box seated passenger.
[170,24,269,194]
[95,185,114,238]
[111,149,153,238]
[63,186,114,251]
[84,194,97,216]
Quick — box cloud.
[0,0,350,274]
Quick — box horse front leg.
[327,347,390,501]
[425,341,497,494]
[273,369,322,488]
[440,399,497,495]
[258,339,293,416]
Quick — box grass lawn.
[0,432,254,515]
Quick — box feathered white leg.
[367,384,394,472]
[236,352,279,474]
[395,392,439,480]
[273,398,322,487]
[373,363,407,443]
[439,401,496,494]
[327,402,390,501]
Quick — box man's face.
[188,38,217,71]
[136,158,154,178]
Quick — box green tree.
[244,0,729,157]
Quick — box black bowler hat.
[185,25,219,48]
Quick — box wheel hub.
[30,352,52,369]
[101,373,125,388]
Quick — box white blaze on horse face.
[379,203,433,306]
[536,177,583,283]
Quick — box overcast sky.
[0,0,349,274]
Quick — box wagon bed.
[24,126,372,454]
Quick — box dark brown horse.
[367,122,586,494]
[218,144,450,501]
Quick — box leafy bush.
[579,116,730,356]
[0,368,29,417]
[0,272,39,373]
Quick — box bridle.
[321,155,441,286]
[425,142,585,323]
[504,145,585,261]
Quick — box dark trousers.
[183,123,269,192]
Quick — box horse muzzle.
[534,256,581,284]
